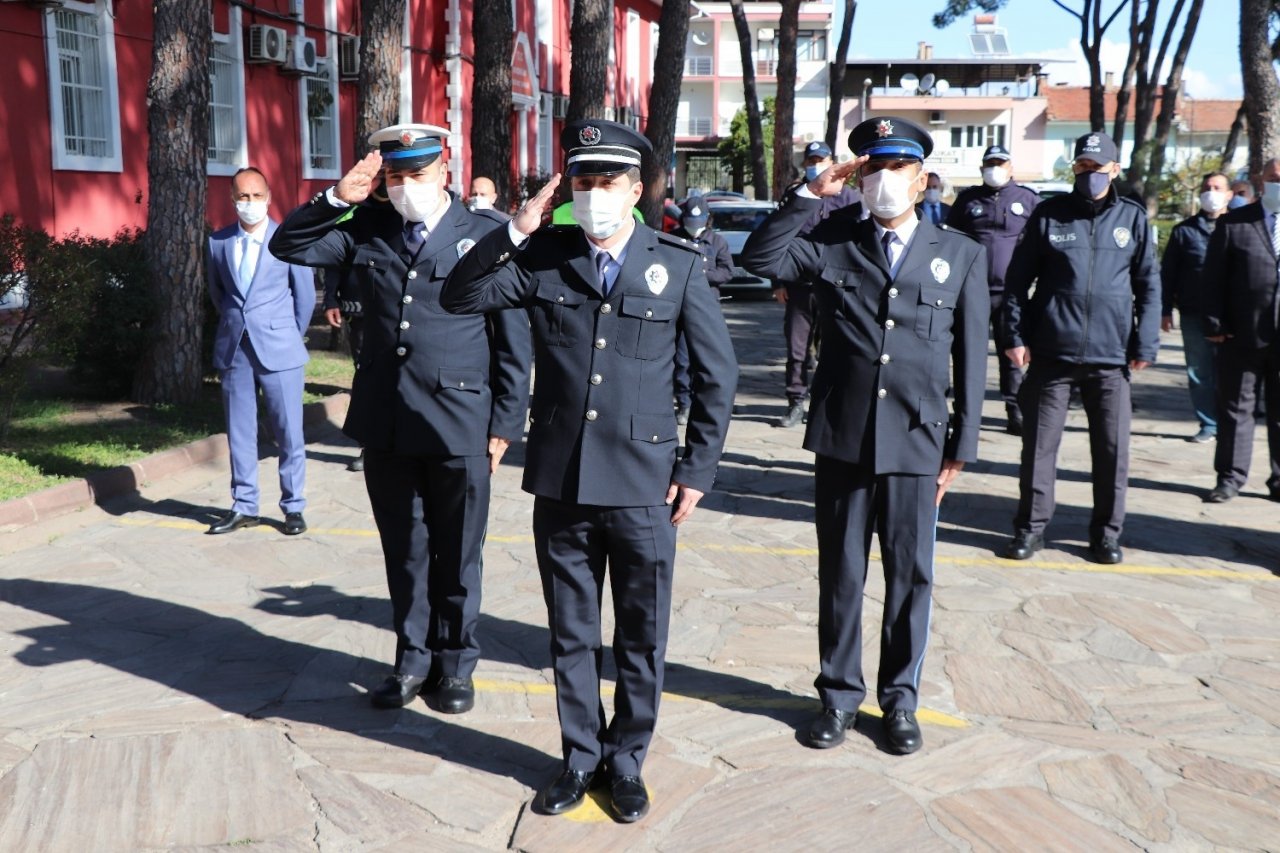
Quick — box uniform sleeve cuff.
[794,184,820,200]
[507,220,531,247]
[325,187,350,208]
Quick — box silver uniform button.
[594,338,607,350]
[601,304,612,314]
[888,287,899,298]
[403,295,413,304]
[651,434,659,442]
[879,354,890,364]
[556,295,565,303]
[877,388,887,398]
[585,409,598,421]
[498,252,510,262]
[396,346,407,356]
[407,270,417,280]
[885,319,895,329]
[590,373,603,385]
[458,380,465,388]
[644,309,653,318]
[936,298,943,306]
[399,321,410,330]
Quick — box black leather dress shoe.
[1005,406,1023,436]
[806,708,856,749]
[884,709,923,754]
[426,676,475,714]
[610,775,649,823]
[1204,483,1238,503]
[776,403,806,429]
[541,769,594,815]
[1002,531,1043,560]
[1088,537,1123,565]
[283,512,307,536]
[206,511,260,535]
[369,673,428,708]
[347,450,365,472]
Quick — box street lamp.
[862,78,873,123]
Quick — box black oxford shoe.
[1002,531,1043,560]
[1088,537,1123,565]
[1005,406,1024,436]
[369,673,428,708]
[776,403,806,429]
[541,769,594,815]
[283,512,307,536]
[1204,483,1238,503]
[806,708,857,749]
[610,775,649,823]
[207,511,260,535]
[426,676,475,714]
[347,450,365,472]
[884,709,923,755]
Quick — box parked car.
[1022,180,1072,200]
[707,200,777,300]
[700,190,749,204]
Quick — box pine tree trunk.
[567,0,610,122]
[132,0,210,404]
[825,0,856,151]
[1144,0,1205,211]
[771,0,801,200]
[354,0,403,158]
[472,0,514,206]
[1241,0,1280,175]
[640,0,690,226]
[1221,104,1247,172]
[729,0,768,199]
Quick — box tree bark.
[1241,0,1280,175]
[825,0,856,151]
[132,0,210,404]
[354,0,403,161]
[1130,0,1186,192]
[567,0,610,122]
[771,0,801,200]
[1221,104,1247,172]
[1144,0,1205,211]
[640,0,690,226]
[471,0,514,206]
[729,0,768,199]
[1111,0,1143,147]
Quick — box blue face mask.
[1074,170,1112,199]
[805,165,822,182]
[1227,195,1248,210]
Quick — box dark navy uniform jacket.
[741,194,990,474]
[672,227,734,289]
[1003,189,1161,366]
[1202,202,1280,348]
[946,182,1041,292]
[440,222,738,506]
[1161,211,1217,317]
[269,193,531,456]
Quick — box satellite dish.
[935,79,951,95]
[691,30,710,46]
[920,73,936,93]
[899,73,919,92]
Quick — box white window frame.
[208,6,248,176]
[301,3,341,181]
[44,0,123,172]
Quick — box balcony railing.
[756,58,777,76]
[684,55,713,77]
[681,117,714,136]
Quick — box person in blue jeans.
[1162,172,1233,443]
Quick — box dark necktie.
[596,250,611,295]
[404,221,426,253]
[881,230,894,271]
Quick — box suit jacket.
[742,195,990,474]
[269,193,531,457]
[1202,202,1280,349]
[916,200,952,226]
[440,221,738,506]
[207,220,315,372]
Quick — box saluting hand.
[335,151,383,204]
[807,155,868,197]
[514,173,562,237]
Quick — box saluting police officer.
[270,124,531,715]
[1000,131,1160,565]
[741,116,990,756]
[441,120,737,823]
[946,144,1041,434]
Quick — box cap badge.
[456,238,476,257]
[645,263,668,294]
[876,119,894,138]
[690,207,702,216]
[930,258,951,284]
[399,130,415,146]
[1113,227,1131,249]
[579,125,603,146]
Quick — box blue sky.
[842,0,1242,100]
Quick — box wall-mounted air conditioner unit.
[929,110,945,125]
[757,27,774,41]
[284,35,318,75]
[552,95,568,120]
[339,36,360,79]
[246,24,288,64]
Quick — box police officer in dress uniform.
[671,195,733,423]
[1000,132,1160,565]
[946,145,1041,434]
[270,124,531,715]
[440,120,737,823]
[741,116,990,755]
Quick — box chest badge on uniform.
[1113,227,1131,248]
[1010,201,1025,215]
[456,238,476,257]
[645,263,669,294]
[930,258,951,284]
[969,203,983,217]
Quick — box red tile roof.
[1043,85,1241,133]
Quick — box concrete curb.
[0,392,350,533]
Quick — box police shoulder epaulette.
[655,230,701,253]
[936,222,978,243]
[472,208,509,225]
[1116,195,1151,217]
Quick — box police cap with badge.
[1074,131,1118,165]
[679,196,710,227]
[847,115,934,162]
[560,119,652,176]
[803,140,833,162]
[981,144,1011,163]
[369,123,449,170]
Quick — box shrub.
[69,227,154,397]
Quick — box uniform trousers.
[532,497,677,777]
[988,292,1024,409]
[1014,361,1130,541]
[1214,341,1280,492]
[220,333,306,516]
[1180,312,1218,433]
[782,282,819,404]
[813,455,936,714]
[363,449,489,680]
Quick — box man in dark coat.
[671,194,733,422]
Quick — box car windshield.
[712,209,771,232]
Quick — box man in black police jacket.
[270,124,531,716]
[441,120,737,823]
[741,116,990,756]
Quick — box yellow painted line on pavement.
[117,517,1275,582]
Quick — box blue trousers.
[1181,312,1218,432]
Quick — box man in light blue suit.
[206,167,316,535]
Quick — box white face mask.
[572,188,631,239]
[923,188,942,205]
[235,200,268,226]
[860,167,920,220]
[468,196,493,211]
[683,221,706,238]
[1262,182,1280,213]
[387,180,441,222]
[981,166,1011,188]
[1199,190,1228,213]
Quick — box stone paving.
[0,299,1278,852]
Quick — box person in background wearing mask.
[1161,172,1233,444]
[1000,132,1160,565]
[1229,179,1255,210]
[205,167,315,536]
[947,145,1042,435]
[671,195,734,424]
[742,116,989,757]
[1199,158,1280,504]
[270,124,532,717]
[917,172,951,224]
[440,120,737,823]
[772,140,862,428]
[468,175,510,221]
